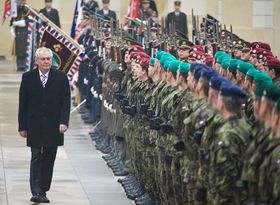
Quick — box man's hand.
[19,131,27,138]
[59,124,68,134]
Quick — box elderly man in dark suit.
[97,0,117,21]
[40,0,61,28]
[18,47,70,203]
[166,0,188,38]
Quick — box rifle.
[229,24,234,57]
[160,17,167,51]
[192,8,197,44]
[115,19,122,64]
[204,15,208,53]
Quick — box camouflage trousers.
[154,147,168,205]
[171,153,184,205]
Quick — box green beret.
[255,82,270,98]
[214,51,228,59]
[263,84,280,102]
[164,60,172,70]
[237,61,255,74]
[246,68,259,78]
[169,60,181,73]
[217,54,231,64]
[229,59,241,72]
[221,59,230,69]
[253,72,272,85]
[160,56,172,67]
[179,62,190,74]
[150,58,155,66]
[156,50,165,60]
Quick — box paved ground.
[0,60,132,205]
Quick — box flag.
[129,0,140,19]
[25,5,84,82]
[123,0,140,29]
[70,0,83,39]
[10,0,17,17]
[2,0,11,23]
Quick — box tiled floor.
[0,60,132,205]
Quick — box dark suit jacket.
[97,9,117,21]
[39,8,61,28]
[166,11,188,37]
[18,68,70,147]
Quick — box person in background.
[97,0,117,22]
[40,0,61,28]
[166,0,188,38]
[10,0,29,71]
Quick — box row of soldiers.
[74,2,280,205]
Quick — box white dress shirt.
[39,69,50,87]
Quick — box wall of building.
[0,0,279,59]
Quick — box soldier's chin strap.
[70,99,87,114]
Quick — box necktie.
[41,74,47,87]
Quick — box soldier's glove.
[154,117,163,125]
[122,106,131,115]
[120,98,129,107]
[113,92,125,101]
[140,104,149,115]
[108,104,113,112]
[173,139,186,151]
[13,19,26,27]
[123,105,136,116]
[99,94,103,100]
[192,130,203,145]
[93,91,98,98]
[146,108,156,118]
[149,117,162,130]
[84,78,88,85]
[160,122,173,134]
[199,149,210,165]
[10,26,15,38]
[195,187,207,202]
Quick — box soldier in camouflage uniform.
[243,83,280,205]
[180,64,214,205]
[171,62,192,205]
[196,76,226,205]
[210,81,252,205]
[266,58,280,86]
[256,85,280,205]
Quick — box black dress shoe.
[30,194,50,203]
[30,195,41,203]
[40,195,50,203]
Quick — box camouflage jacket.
[257,134,280,205]
[211,115,252,205]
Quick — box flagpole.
[24,4,84,51]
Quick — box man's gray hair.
[35,47,53,60]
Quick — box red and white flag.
[2,0,17,24]
[2,0,11,24]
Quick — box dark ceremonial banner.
[25,4,84,83]
[40,26,78,74]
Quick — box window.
[252,0,273,28]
